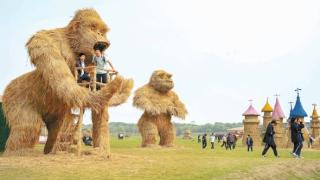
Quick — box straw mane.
[133,85,186,119]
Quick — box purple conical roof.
[272,97,285,120]
[242,104,260,116]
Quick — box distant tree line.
[83,122,243,136]
[173,122,243,136]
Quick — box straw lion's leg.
[5,106,42,154]
[159,120,175,147]
[44,115,64,154]
[138,118,158,147]
[92,106,109,148]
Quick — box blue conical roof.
[290,95,308,118]
[289,105,293,119]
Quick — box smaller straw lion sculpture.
[133,70,187,147]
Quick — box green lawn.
[0,136,320,180]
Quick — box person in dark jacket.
[232,134,237,149]
[262,120,279,157]
[76,53,91,82]
[226,133,234,150]
[202,134,207,149]
[246,134,253,152]
[290,118,296,154]
[291,118,305,158]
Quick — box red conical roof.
[272,97,285,120]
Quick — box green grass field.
[0,136,320,180]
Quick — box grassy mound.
[0,136,319,179]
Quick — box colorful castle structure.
[242,103,261,147]
[271,96,286,148]
[310,104,320,147]
[242,89,318,149]
[262,98,273,129]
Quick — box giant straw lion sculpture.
[2,9,133,155]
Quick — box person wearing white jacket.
[210,133,216,149]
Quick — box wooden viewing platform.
[55,66,118,156]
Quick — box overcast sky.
[1,0,320,125]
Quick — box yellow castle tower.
[262,98,273,129]
[310,104,320,147]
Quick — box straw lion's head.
[149,70,174,93]
[67,9,110,58]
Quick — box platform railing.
[74,66,118,91]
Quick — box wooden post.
[105,119,111,158]
[77,107,84,156]
[74,68,78,82]
[107,71,110,83]
[92,68,97,92]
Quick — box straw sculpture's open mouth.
[93,41,110,52]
